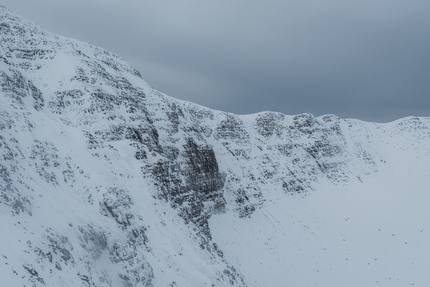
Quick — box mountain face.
[1,6,430,287]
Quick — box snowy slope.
[1,6,430,287]
[210,125,430,286]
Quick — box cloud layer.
[3,0,430,122]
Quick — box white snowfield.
[1,6,430,287]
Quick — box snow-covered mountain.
[1,6,430,286]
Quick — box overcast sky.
[3,1,430,122]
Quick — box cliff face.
[1,7,430,287]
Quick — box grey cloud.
[2,0,430,122]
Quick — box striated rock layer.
[1,6,430,287]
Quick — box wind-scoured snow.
[1,6,430,287]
